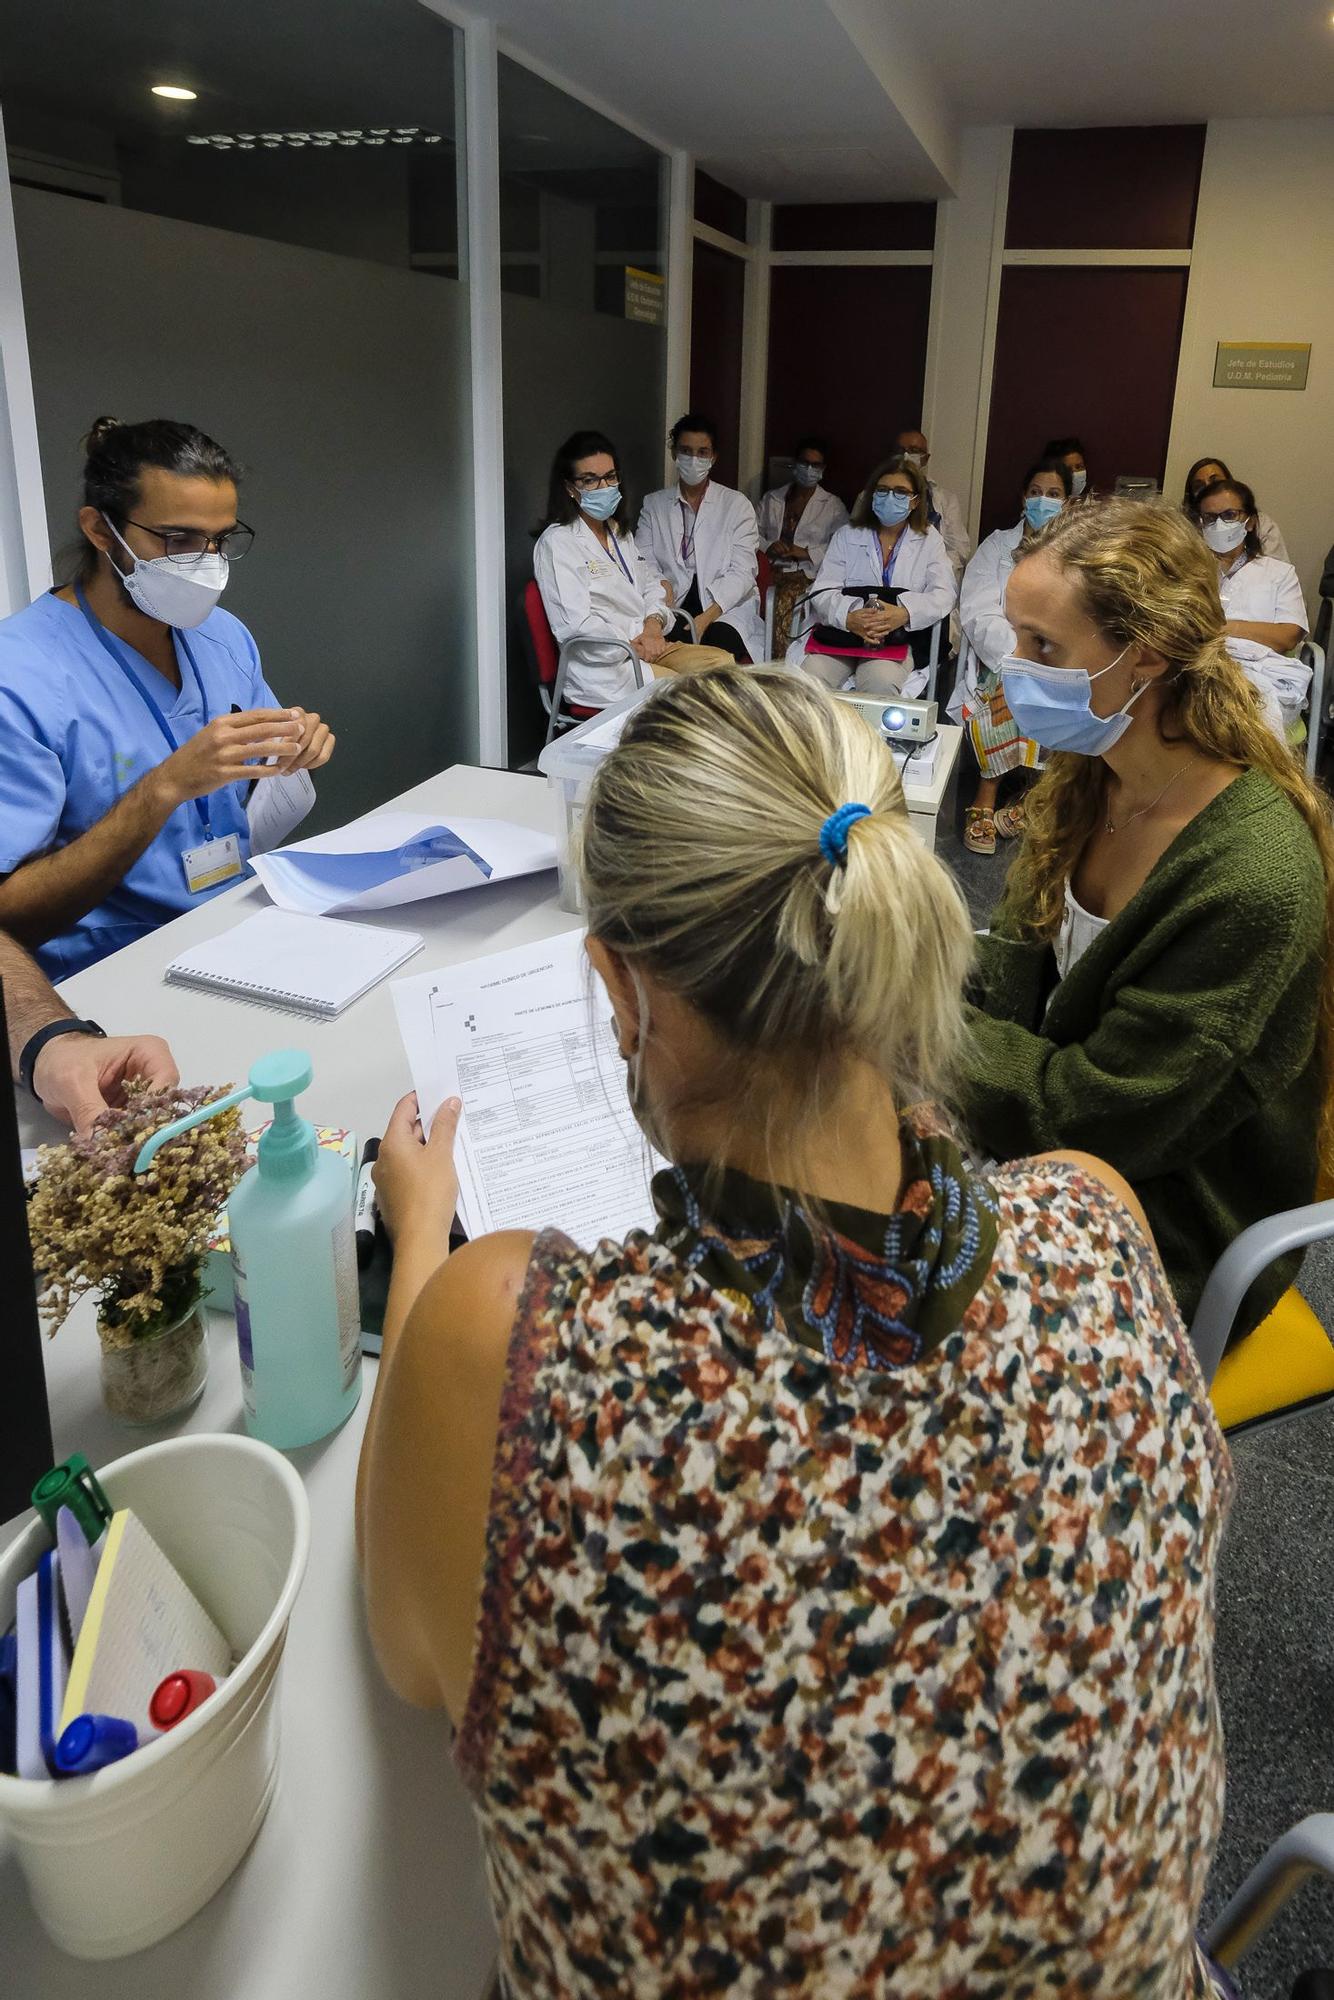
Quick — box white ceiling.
[459,0,1334,201]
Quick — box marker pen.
[149,1670,218,1731]
[354,1138,380,1268]
[55,1713,138,1775]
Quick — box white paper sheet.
[246,766,317,856]
[391,928,659,1246]
[250,813,557,916]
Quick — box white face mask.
[676,453,713,486]
[792,463,822,488]
[1202,516,1248,555]
[901,450,927,470]
[1070,467,1088,496]
[104,516,229,629]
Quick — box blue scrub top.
[0,591,282,978]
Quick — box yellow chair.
[1191,1199,1334,1434]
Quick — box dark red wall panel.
[764,264,931,506]
[689,239,746,487]
[771,202,935,252]
[1006,125,1205,250]
[979,264,1190,537]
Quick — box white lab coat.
[1257,511,1289,563]
[756,483,850,580]
[533,517,671,707]
[1218,552,1308,633]
[636,481,764,662]
[950,523,1023,722]
[786,522,957,666]
[927,481,972,578]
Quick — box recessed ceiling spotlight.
[369,127,391,136]
[206,133,234,144]
[394,127,418,135]
[423,133,442,144]
[261,131,284,141]
[391,134,414,145]
[152,84,197,101]
[314,130,338,140]
[186,134,209,146]
[262,140,282,149]
[237,142,256,150]
[365,137,386,146]
[312,139,333,148]
[339,129,363,138]
[287,139,307,148]
[286,132,310,141]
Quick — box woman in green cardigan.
[962,498,1334,1339]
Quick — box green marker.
[31,1454,113,1544]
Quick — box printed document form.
[392,929,660,1246]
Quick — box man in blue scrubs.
[0,416,334,976]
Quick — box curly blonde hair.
[1005,497,1334,1161]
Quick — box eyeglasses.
[1198,508,1246,525]
[569,472,620,491]
[118,517,256,563]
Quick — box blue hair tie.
[819,802,872,866]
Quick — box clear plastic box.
[536,684,657,913]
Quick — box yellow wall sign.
[624,266,665,326]
[1213,341,1311,391]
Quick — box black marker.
[355,1139,380,1267]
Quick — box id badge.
[182,833,243,894]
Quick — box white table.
[1,750,960,1993]
[898,723,962,852]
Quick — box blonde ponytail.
[580,668,975,1125]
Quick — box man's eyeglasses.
[570,473,620,491]
[119,517,256,563]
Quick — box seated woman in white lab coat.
[953,457,1073,856]
[1182,455,1289,562]
[789,455,956,697]
[636,415,765,664]
[756,436,850,656]
[1193,475,1312,735]
[534,430,732,710]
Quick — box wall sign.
[1213,341,1311,391]
[624,266,664,326]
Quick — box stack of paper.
[250,813,557,917]
[392,928,660,1248]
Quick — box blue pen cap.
[55,1713,138,1776]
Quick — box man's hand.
[153,709,304,809]
[635,622,669,665]
[278,709,336,776]
[32,1030,179,1133]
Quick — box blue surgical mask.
[1000,643,1145,756]
[578,485,621,521]
[1023,495,1063,533]
[872,489,912,527]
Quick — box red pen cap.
[149,1670,217,1731]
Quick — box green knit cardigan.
[961,769,1326,1340]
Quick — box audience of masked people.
[894,425,973,578]
[533,430,734,711]
[1,926,177,1133]
[1183,455,1290,561]
[359,662,1234,2000]
[0,417,334,979]
[756,436,849,657]
[1042,433,1092,501]
[1191,475,1311,740]
[788,454,956,696]
[962,498,1331,1343]
[952,456,1074,856]
[636,414,765,664]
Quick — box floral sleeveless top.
[456,1116,1232,1998]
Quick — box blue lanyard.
[74,585,216,841]
[605,531,634,585]
[880,533,902,587]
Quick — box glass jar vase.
[98,1301,209,1426]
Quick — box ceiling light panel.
[180,125,444,152]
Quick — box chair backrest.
[756,548,773,608]
[521,579,561,690]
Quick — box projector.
[834,693,938,744]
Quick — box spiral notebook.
[164,909,424,1019]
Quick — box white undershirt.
[1055,879,1110,980]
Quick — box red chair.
[519,580,643,747]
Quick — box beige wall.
[1167,117,1334,609]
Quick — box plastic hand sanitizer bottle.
[225,1052,362,1448]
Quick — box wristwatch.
[18,1017,107,1098]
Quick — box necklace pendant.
[1104,818,1115,835]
